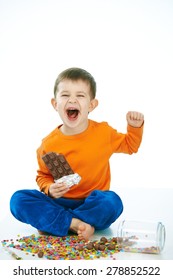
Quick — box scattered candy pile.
[1,234,120,260]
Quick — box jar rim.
[156,222,166,252]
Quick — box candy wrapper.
[54,173,81,188]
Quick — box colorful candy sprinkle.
[1,234,120,260]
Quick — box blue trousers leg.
[10,189,123,236]
[10,189,76,236]
[71,190,123,230]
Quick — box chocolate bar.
[42,152,74,180]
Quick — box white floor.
[0,187,172,260]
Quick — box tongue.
[67,110,78,120]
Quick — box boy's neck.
[60,120,89,136]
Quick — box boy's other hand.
[126,111,144,128]
[48,182,69,198]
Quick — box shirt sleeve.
[36,145,54,195]
[110,123,144,154]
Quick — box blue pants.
[10,189,123,236]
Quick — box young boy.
[10,67,144,241]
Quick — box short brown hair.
[54,67,96,99]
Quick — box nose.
[68,95,77,103]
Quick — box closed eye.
[77,94,85,97]
[61,94,70,97]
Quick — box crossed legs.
[10,189,123,240]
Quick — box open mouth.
[66,108,80,121]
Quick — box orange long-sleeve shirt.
[36,119,144,198]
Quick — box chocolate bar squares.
[42,152,74,180]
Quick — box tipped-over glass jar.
[117,220,166,254]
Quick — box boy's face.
[51,79,98,134]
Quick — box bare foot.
[37,229,48,235]
[70,218,95,241]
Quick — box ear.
[51,98,58,111]
[88,99,98,113]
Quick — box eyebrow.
[60,90,87,95]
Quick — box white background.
[0,0,173,216]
